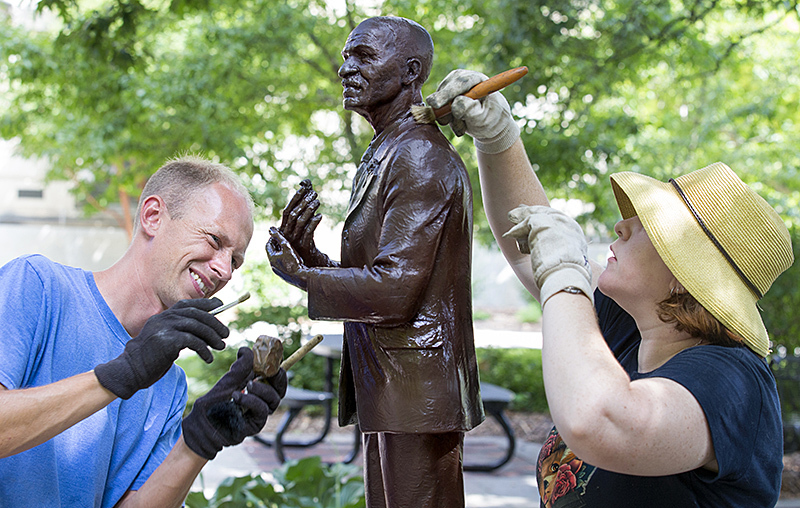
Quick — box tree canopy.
[2,0,799,349]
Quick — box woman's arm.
[541,293,716,475]
[431,71,714,475]
[476,139,605,297]
[427,72,602,299]
[476,139,547,299]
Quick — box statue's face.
[338,20,404,117]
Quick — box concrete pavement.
[194,430,542,508]
[192,324,799,506]
[194,425,800,508]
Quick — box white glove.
[503,205,593,306]
[425,69,520,154]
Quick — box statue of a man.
[267,16,483,507]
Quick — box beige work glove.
[503,205,593,306]
[425,69,520,154]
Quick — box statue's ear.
[403,57,422,86]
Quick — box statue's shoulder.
[397,120,447,141]
[391,122,458,157]
[380,124,466,187]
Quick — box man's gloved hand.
[95,298,229,399]
[182,347,287,460]
[425,69,520,154]
[503,205,593,306]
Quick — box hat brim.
[610,170,769,357]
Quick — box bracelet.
[542,286,591,307]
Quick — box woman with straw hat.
[426,70,794,507]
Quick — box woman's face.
[598,215,677,313]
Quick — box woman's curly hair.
[657,291,748,350]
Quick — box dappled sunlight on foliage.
[3,0,800,348]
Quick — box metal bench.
[255,334,516,470]
[252,341,361,465]
[257,380,516,471]
[464,382,517,472]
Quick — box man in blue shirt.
[0,156,286,507]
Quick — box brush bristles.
[411,104,437,124]
[209,291,251,315]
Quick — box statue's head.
[338,16,433,123]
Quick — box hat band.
[668,178,764,300]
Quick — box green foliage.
[472,308,492,321]
[516,303,542,325]
[186,474,280,508]
[1,0,369,225]
[178,344,240,414]
[4,0,800,347]
[227,258,310,332]
[515,291,542,324]
[476,347,548,413]
[271,456,365,508]
[186,456,365,508]
[762,225,800,354]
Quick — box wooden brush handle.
[279,334,323,371]
[434,66,528,118]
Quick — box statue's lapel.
[345,170,376,222]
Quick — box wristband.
[542,285,593,308]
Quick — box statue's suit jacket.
[307,114,484,433]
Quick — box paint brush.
[280,334,324,371]
[412,66,528,125]
[209,292,251,316]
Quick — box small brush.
[279,334,324,371]
[209,292,251,316]
[412,66,528,125]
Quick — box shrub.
[186,456,365,508]
[476,347,548,413]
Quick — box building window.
[18,189,44,199]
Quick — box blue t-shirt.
[0,255,188,508]
[537,289,782,507]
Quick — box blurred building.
[0,1,128,269]
[0,139,128,270]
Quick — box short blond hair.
[135,155,253,232]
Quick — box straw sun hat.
[609,162,794,357]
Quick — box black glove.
[95,298,229,399]
[182,347,287,460]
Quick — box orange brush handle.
[433,66,528,119]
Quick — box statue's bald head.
[359,16,434,88]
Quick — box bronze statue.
[267,16,483,508]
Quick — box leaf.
[6,0,800,350]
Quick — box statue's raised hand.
[273,179,327,267]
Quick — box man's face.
[152,182,253,309]
[338,20,404,116]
